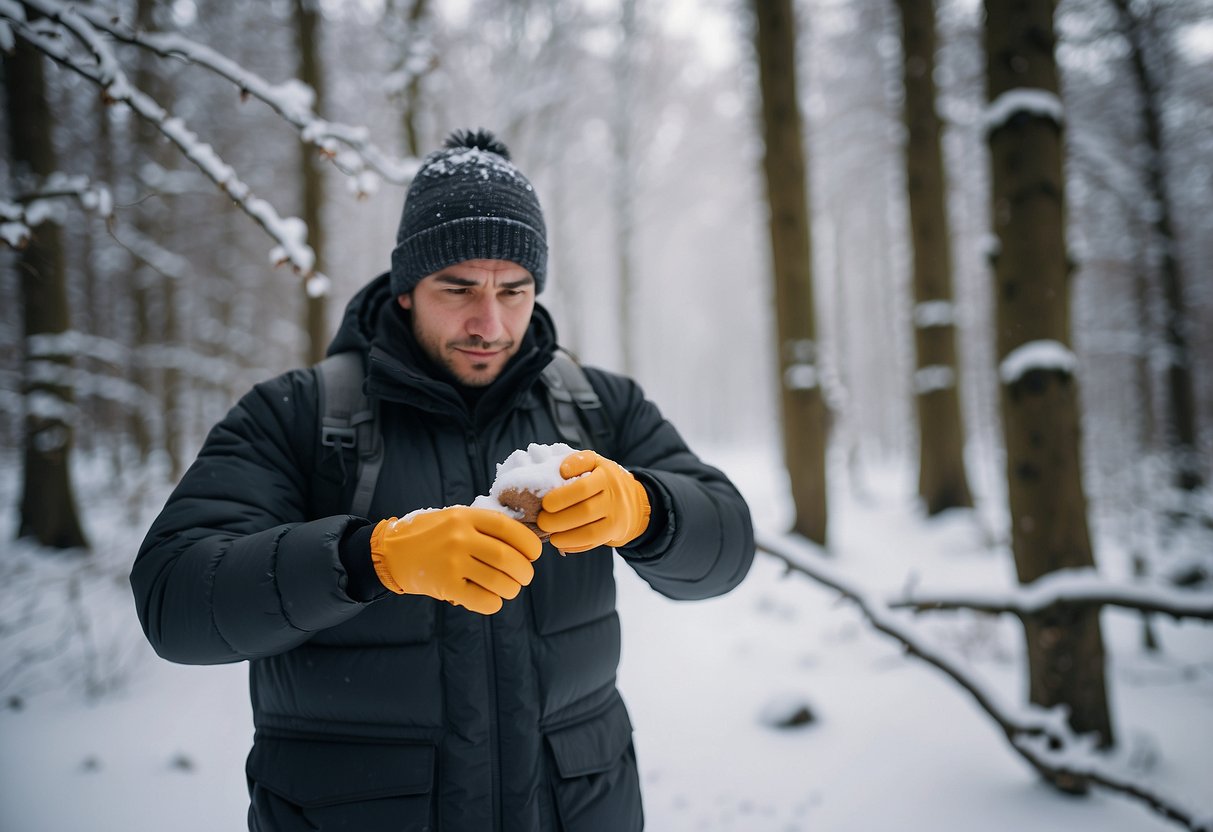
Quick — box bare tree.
[751,0,829,545]
[4,36,89,549]
[294,0,328,365]
[895,0,974,515]
[984,0,1114,778]
[130,0,182,480]
[1109,0,1203,498]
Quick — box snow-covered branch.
[756,533,1210,832]
[66,1,420,194]
[1,174,113,248]
[890,568,1213,620]
[1016,734,1213,832]
[3,1,328,290]
[108,219,196,284]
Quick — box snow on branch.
[890,567,1213,620]
[984,88,1065,135]
[1,174,113,249]
[68,2,420,194]
[108,219,195,284]
[4,1,328,289]
[1016,734,1213,832]
[756,533,1210,832]
[999,339,1078,384]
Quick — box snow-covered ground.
[1,445,1210,831]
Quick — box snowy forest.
[2,0,1211,829]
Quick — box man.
[132,129,754,831]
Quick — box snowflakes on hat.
[420,128,526,182]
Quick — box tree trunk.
[393,0,431,158]
[984,0,1114,774]
[896,0,973,515]
[130,0,179,477]
[1111,0,1202,496]
[752,0,829,544]
[295,0,328,366]
[4,38,90,550]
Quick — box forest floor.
[0,445,1210,831]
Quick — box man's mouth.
[456,342,509,361]
[456,347,503,361]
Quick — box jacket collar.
[365,298,559,428]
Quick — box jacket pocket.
[546,698,643,831]
[248,736,435,830]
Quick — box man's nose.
[466,295,505,342]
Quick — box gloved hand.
[370,507,542,615]
[538,451,651,553]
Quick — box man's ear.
[397,293,413,310]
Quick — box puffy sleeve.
[587,369,755,600]
[131,369,368,665]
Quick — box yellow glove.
[370,507,542,615]
[538,451,651,554]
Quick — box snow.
[913,364,956,394]
[1,448,1209,831]
[25,389,74,422]
[982,231,1002,260]
[0,221,26,248]
[26,331,127,365]
[421,148,525,182]
[305,274,332,299]
[402,443,582,521]
[913,299,956,329]
[984,88,1065,134]
[895,566,1213,618]
[489,442,580,499]
[999,339,1079,384]
[23,198,66,227]
[784,364,819,391]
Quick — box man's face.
[398,259,536,387]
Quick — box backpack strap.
[541,349,614,452]
[315,351,382,518]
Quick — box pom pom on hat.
[390,129,547,296]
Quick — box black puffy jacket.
[132,274,755,831]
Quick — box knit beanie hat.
[390,129,547,296]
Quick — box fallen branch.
[756,532,1211,832]
[889,567,1213,620]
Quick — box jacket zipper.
[466,428,502,831]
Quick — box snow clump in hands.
[472,443,584,541]
[393,443,584,543]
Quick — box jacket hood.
[326,272,394,357]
